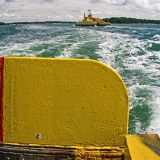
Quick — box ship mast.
[88,9,92,16]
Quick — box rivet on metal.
[36,133,42,139]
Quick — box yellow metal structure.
[0,57,159,159]
[3,57,128,146]
[125,134,160,160]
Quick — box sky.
[0,0,160,23]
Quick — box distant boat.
[75,10,110,26]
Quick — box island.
[1,17,160,25]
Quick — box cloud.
[43,0,54,2]
[0,0,9,11]
[149,0,160,4]
[106,0,127,5]
[88,0,127,5]
[97,0,160,10]
[5,0,14,2]
[132,0,150,8]
[88,0,102,3]
[0,0,5,6]
[0,0,160,22]
[132,0,160,11]
[153,3,160,11]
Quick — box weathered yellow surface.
[3,57,129,146]
[126,134,160,160]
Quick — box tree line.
[0,21,73,25]
[1,17,160,25]
[103,17,160,24]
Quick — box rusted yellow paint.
[74,146,124,159]
[0,143,124,159]
[126,134,160,160]
[3,57,129,146]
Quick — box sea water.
[0,23,160,135]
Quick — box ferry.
[75,10,110,26]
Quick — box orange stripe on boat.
[0,57,4,142]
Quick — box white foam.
[152,34,160,41]
[93,29,160,136]
[1,24,160,136]
[17,24,54,31]
[146,96,160,135]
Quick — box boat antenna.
[88,9,92,16]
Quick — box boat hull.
[97,22,110,26]
[75,21,96,26]
[75,22,110,26]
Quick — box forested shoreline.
[0,21,72,25]
[1,17,160,25]
[103,17,160,24]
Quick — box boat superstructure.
[75,9,110,26]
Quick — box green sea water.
[0,23,160,135]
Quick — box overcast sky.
[0,0,160,22]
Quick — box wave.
[0,23,160,135]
